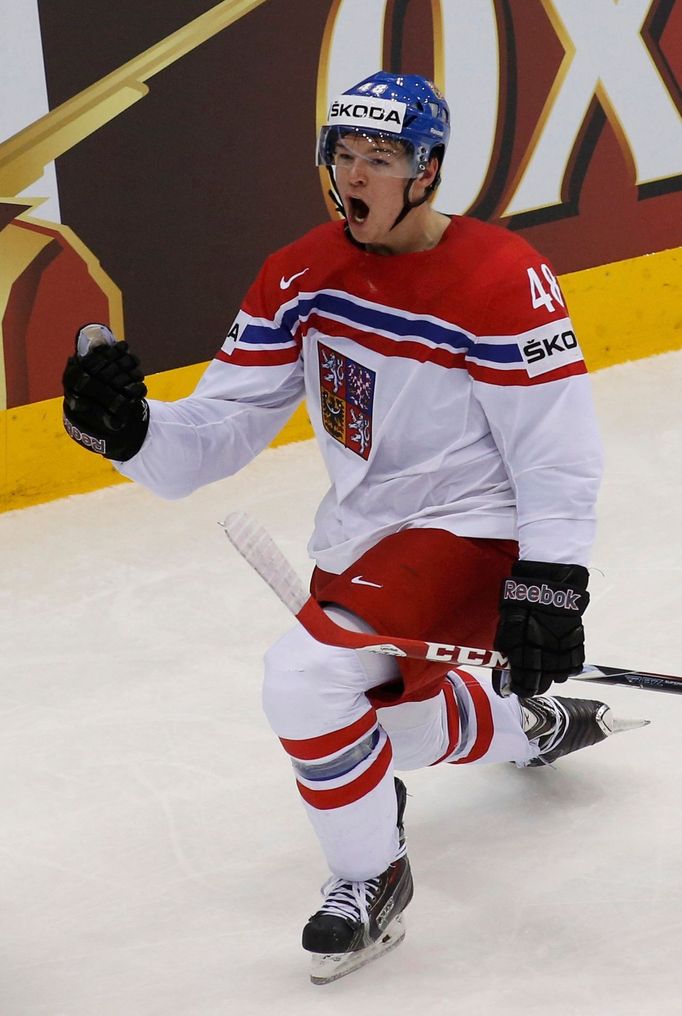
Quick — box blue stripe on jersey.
[285,292,471,352]
[277,291,523,365]
[240,322,296,346]
[471,342,523,364]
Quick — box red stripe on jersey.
[450,671,494,764]
[279,707,377,762]
[300,313,468,370]
[295,738,392,810]
[215,346,299,367]
[431,679,461,765]
[467,359,587,386]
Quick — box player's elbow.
[113,462,202,500]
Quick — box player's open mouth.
[348,196,369,224]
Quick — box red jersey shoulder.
[463,219,569,333]
[444,218,584,385]
[449,217,570,335]
[269,220,344,263]
[245,221,350,315]
[447,215,543,269]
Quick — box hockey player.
[62,72,643,984]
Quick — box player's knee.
[262,624,332,732]
[262,623,371,738]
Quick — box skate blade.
[611,716,650,734]
[597,705,650,737]
[309,914,406,985]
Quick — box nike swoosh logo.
[279,268,309,290]
[351,576,383,588]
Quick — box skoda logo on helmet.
[327,96,407,134]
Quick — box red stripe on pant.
[296,739,393,810]
[279,708,377,761]
[431,679,460,766]
[450,671,494,765]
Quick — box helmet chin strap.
[390,166,442,230]
[390,180,428,230]
[326,167,347,218]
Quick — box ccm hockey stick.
[222,512,682,695]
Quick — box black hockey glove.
[62,340,149,461]
[492,560,589,698]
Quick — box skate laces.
[318,840,406,926]
[318,876,380,925]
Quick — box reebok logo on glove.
[502,579,582,611]
[63,415,107,455]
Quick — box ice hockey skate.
[302,778,413,985]
[520,695,649,766]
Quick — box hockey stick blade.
[222,513,682,693]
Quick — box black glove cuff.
[502,560,590,616]
[512,560,589,589]
[63,398,149,461]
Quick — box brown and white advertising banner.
[0,0,680,504]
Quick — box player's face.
[333,135,416,246]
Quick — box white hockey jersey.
[117,216,603,573]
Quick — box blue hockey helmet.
[317,71,451,180]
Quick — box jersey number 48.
[527,264,565,314]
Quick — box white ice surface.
[1,351,682,1015]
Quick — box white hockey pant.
[262,617,536,881]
